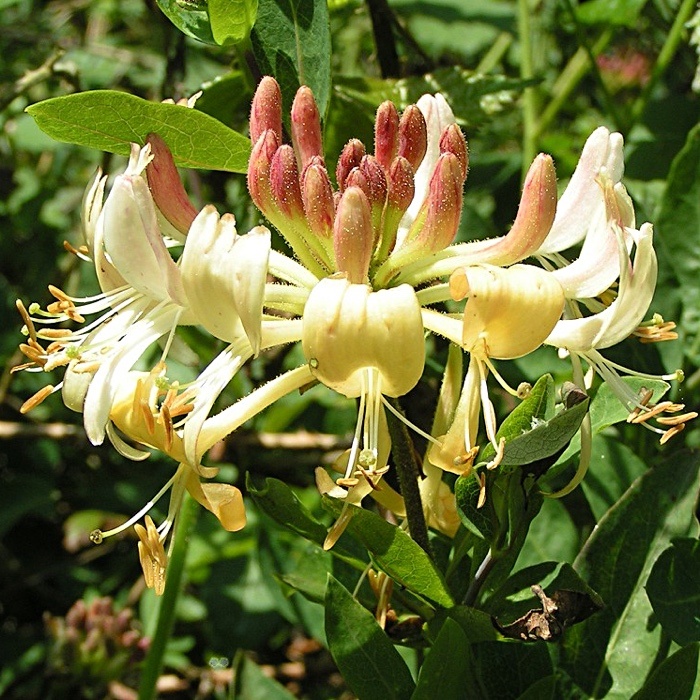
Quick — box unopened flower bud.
[375,101,400,170]
[291,85,324,170]
[398,104,428,172]
[302,159,335,240]
[377,156,416,259]
[145,133,197,236]
[333,186,373,284]
[270,145,304,218]
[250,76,282,143]
[247,129,279,213]
[502,154,557,261]
[439,123,468,181]
[336,139,366,191]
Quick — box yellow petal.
[186,472,246,532]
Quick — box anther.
[15,300,37,342]
[20,385,55,413]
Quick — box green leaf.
[209,0,258,45]
[323,499,454,608]
[412,618,478,700]
[560,452,700,698]
[646,538,700,646]
[631,643,700,700]
[155,0,216,44]
[325,575,416,700]
[656,123,700,363]
[232,653,297,699]
[247,474,328,544]
[455,470,495,540]
[575,0,648,26]
[26,91,251,172]
[427,605,500,644]
[251,0,331,119]
[480,374,589,469]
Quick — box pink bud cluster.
[247,77,468,283]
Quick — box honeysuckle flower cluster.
[15,77,694,592]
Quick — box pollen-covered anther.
[337,477,360,488]
[476,472,487,509]
[159,403,174,453]
[40,328,73,340]
[452,446,479,471]
[20,384,55,413]
[19,341,46,365]
[135,515,167,595]
[656,411,698,427]
[660,423,686,445]
[629,400,676,424]
[634,316,678,343]
[63,239,89,258]
[16,299,37,342]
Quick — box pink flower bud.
[379,156,415,257]
[374,101,399,170]
[333,186,373,284]
[302,159,335,239]
[270,145,304,217]
[398,104,427,172]
[145,133,197,235]
[359,155,388,208]
[336,139,366,191]
[504,154,557,260]
[404,152,463,255]
[291,85,323,171]
[247,130,279,214]
[250,76,282,143]
[439,124,468,182]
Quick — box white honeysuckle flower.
[536,126,624,255]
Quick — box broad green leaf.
[480,374,589,470]
[560,452,700,698]
[156,0,216,44]
[516,677,557,700]
[232,653,296,700]
[472,640,553,698]
[575,0,648,26]
[455,470,495,541]
[646,538,700,646]
[246,474,328,544]
[631,643,700,700]
[656,123,700,363]
[27,91,251,172]
[325,575,415,700]
[251,0,331,119]
[427,605,500,644]
[412,618,479,700]
[323,499,454,609]
[209,0,258,45]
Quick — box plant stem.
[365,0,401,78]
[138,493,198,700]
[630,0,697,125]
[517,0,537,178]
[385,397,433,560]
[463,549,496,606]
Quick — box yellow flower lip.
[452,264,565,360]
[301,276,425,398]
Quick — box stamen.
[63,239,91,260]
[626,389,654,423]
[486,437,506,470]
[656,411,698,427]
[20,385,55,413]
[629,400,675,424]
[476,472,487,508]
[660,423,686,444]
[452,446,479,471]
[40,329,74,340]
[16,300,37,342]
[89,471,179,543]
[380,395,443,447]
[483,356,522,398]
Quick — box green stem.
[138,493,198,700]
[536,31,612,139]
[385,397,433,560]
[517,0,537,178]
[560,0,625,131]
[630,0,697,125]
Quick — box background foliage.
[1,0,700,697]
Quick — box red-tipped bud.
[503,154,557,260]
[374,101,399,170]
[376,156,416,260]
[270,145,304,217]
[291,86,323,171]
[247,130,279,213]
[439,124,468,181]
[333,186,373,284]
[146,133,197,235]
[302,160,335,239]
[386,157,415,215]
[359,155,388,207]
[404,153,463,255]
[336,139,366,191]
[344,167,370,199]
[398,105,427,172]
[250,77,282,143]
